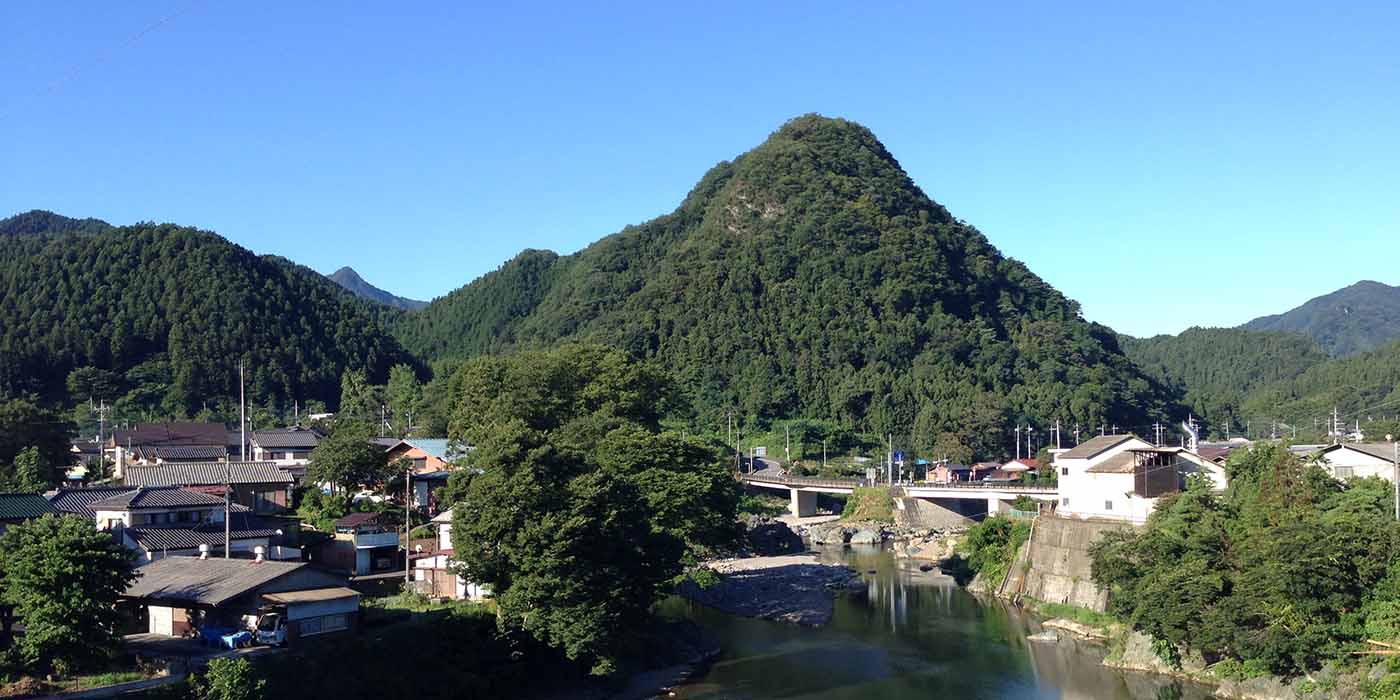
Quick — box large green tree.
[448,345,739,674]
[0,398,72,483]
[308,423,391,494]
[0,514,137,675]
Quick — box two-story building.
[412,509,490,601]
[1053,434,1227,524]
[308,512,401,576]
[249,427,323,476]
[122,461,294,514]
[108,422,230,477]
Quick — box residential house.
[384,439,467,474]
[122,556,358,644]
[1053,434,1227,524]
[925,462,1000,483]
[250,427,323,482]
[47,485,291,563]
[412,509,490,601]
[1315,443,1399,481]
[0,493,59,535]
[308,512,401,576]
[123,461,294,514]
[108,422,230,477]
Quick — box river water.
[663,545,1212,700]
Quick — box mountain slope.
[1121,328,1328,428]
[328,266,428,311]
[396,115,1176,457]
[1241,340,1400,427]
[1242,280,1400,357]
[0,219,419,415]
[1,209,113,237]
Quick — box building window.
[1061,467,1069,476]
[1061,497,1069,506]
[1335,465,1354,480]
[300,613,350,637]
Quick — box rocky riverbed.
[676,554,865,626]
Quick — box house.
[123,461,294,514]
[412,509,490,601]
[108,422,230,477]
[250,427,322,467]
[1053,434,1227,524]
[308,512,401,576]
[411,470,454,515]
[384,439,467,475]
[1001,458,1039,473]
[1315,443,1399,481]
[47,485,292,563]
[122,555,359,644]
[0,493,59,535]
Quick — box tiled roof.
[123,556,326,606]
[124,461,293,487]
[126,524,280,552]
[251,428,322,449]
[47,486,137,517]
[1059,435,1137,460]
[0,493,60,520]
[88,486,233,511]
[154,446,228,461]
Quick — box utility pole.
[1333,406,1341,444]
[1392,436,1398,521]
[1014,426,1022,460]
[224,458,231,559]
[1153,422,1162,446]
[380,405,387,438]
[1053,419,1061,450]
[822,439,827,470]
[887,433,893,485]
[238,361,246,464]
[406,461,413,587]
[1073,423,1080,445]
[1027,426,1035,459]
[785,425,791,463]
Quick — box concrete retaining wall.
[1004,516,1130,612]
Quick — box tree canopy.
[446,344,739,674]
[0,514,137,675]
[1090,444,1400,675]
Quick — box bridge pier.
[789,489,817,517]
[987,497,1009,516]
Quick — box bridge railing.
[738,472,1057,492]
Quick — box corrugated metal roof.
[0,493,60,520]
[251,428,322,449]
[47,486,138,517]
[124,462,293,487]
[1059,435,1136,460]
[123,556,309,606]
[154,446,228,461]
[262,587,360,604]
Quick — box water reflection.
[667,545,1210,700]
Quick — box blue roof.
[399,439,468,462]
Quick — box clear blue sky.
[3,2,1396,337]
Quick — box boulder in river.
[745,516,804,555]
[849,529,880,545]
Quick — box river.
[661,545,1213,700]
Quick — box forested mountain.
[1242,280,1400,357]
[328,266,428,311]
[1240,340,1400,426]
[1121,328,1328,429]
[1,210,113,238]
[396,115,1177,458]
[0,221,419,420]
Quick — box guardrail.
[737,472,1057,492]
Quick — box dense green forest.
[0,216,420,423]
[1242,280,1400,357]
[1240,339,1400,428]
[1121,328,1328,433]
[0,210,113,238]
[395,115,1177,458]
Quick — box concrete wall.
[894,498,972,529]
[1004,516,1131,612]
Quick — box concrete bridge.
[737,472,1058,517]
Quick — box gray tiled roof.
[1059,434,1137,460]
[124,462,293,487]
[123,556,314,606]
[251,428,322,449]
[126,523,280,552]
[153,445,228,461]
[47,486,138,517]
[0,493,60,520]
[88,486,234,511]
[112,422,228,447]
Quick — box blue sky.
[2,2,1396,337]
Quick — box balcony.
[353,531,400,549]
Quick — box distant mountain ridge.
[1242,280,1400,357]
[328,266,428,311]
[0,210,113,237]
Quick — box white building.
[1054,434,1227,524]
[1315,443,1399,481]
[412,509,490,601]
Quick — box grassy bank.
[841,487,893,522]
